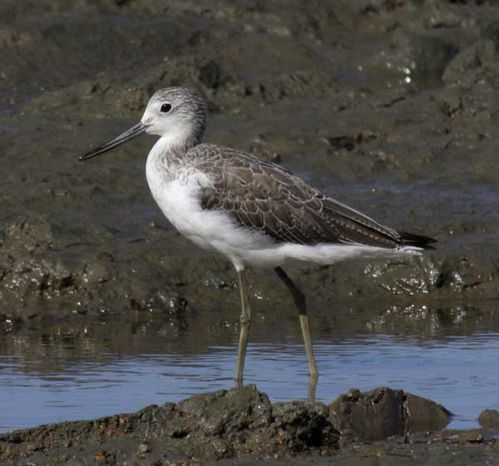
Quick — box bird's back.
[187,144,435,251]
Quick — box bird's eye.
[160,103,172,113]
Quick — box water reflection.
[1,329,498,433]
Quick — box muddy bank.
[0,0,498,329]
[4,385,495,466]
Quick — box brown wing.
[192,144,408,248]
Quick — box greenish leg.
[235,269,252,383]
[307,372,318,403]
[274,267,319,382]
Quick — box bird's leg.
[235,268,252,384]
[274,267,319,381]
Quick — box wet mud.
[3,385,495,466]
[1,0,499,327]
[1,0,499,464]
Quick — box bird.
[79,87,435,385]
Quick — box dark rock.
[330,387,406,442]
[0,386,340,462]
[0,386,469,463]
[329,387,451,443]
[405,392,453,433]
[177,385,273,437]
[272,401,338,453]
[478,409,499,428]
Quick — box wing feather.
[192,144,412,248]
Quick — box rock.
[329,387,451,443]
[176,385,340,456]
[177,385,273,437]
[405,393,452,433]
[330,387,406,442]
[0,386,340,462]
[272,401,338,453]
[478,409,499,428]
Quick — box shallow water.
[1,327,497,433]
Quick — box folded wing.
[194,145,435,250]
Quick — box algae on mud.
[0,0,499,464]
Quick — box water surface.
[1,327,497,433]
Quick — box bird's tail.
[398,231,437,250]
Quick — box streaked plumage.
[194,145,433,249]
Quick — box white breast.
[145,149,274,269]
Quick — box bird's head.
[79,87,207,161]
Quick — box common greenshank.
[79,87,435,385]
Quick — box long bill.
[79,122,147,161]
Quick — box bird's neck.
[146,138,184,185]
[149,131,199,164]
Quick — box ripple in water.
[0,333,498,432]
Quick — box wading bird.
[80,87,435,386]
